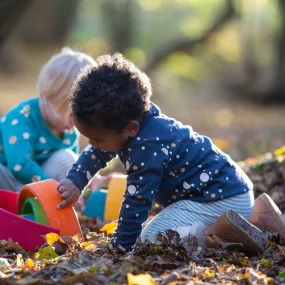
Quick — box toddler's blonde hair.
[37,47,96,114]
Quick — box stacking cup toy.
[84,174,127,221]
[0,179,82,251]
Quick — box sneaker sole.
[225,209,268,254]
[260,193,285,238]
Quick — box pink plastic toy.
[0,189,18,214]
[0,189,60,251]
[0,207,59,251]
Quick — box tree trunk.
[144,0,237,74]
[18,0,80,45]
[272,0,285,101]
[101,0,136,54]
[0,0,35,49]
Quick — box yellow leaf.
[276,155,285,163]
[72,233,83,242]
[24,258,34,270]
[100,222,118,235]
[241,257,249,266]
[127,273,156,285]
[242,271,250,280]
[81,241,97,251]
[37,246,59,261]
[204,269,215,277]
[45,233,59,246]
[274,145,285,156]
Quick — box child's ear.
[124,121,139,137]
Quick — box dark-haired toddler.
[57,53,285,254]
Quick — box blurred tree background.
[0,0,284,161]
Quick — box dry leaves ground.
[1,146,285,285]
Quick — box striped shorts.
[141,190,255,243]
[0,149,77,192]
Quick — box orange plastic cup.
[18,179,83,239]
[104,174,126,221]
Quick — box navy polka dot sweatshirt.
[67,103,253,250]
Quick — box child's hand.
[88,172,123,190]
[88,174,112,190]
[57,179,81,209]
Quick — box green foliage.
[69,0,278,84]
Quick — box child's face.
[74,118,139,152]
[42,102,74,132]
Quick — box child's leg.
[141,190,255,243]
[41,149,78,182]
[249,193,285,239]
[0,163,23,191]
[141,190,267,254]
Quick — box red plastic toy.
[0,207,60,251]
[0,189,18,214]
[0,179,83,251]
[0,189,59,251]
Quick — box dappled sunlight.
[125,47,146,68]
[241,0,270,13]
[210,27,242,62]
[0,1,285,284]
[138,0,162,11]
[162,52,206,81]
[179,16,211,38]
[82,38,110,57]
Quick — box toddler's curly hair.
[70,53,152,132]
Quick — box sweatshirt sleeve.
[66,145,117,191]
[111,142,164,250]
[1,114,49,184]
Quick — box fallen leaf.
[100,222,118,235]
[23,258,34,270]
[81,241,97,251]
[16,254,24,268]
[204,269,215,278]
[127,273,156,285]
[242,271,250,280]
[45,233,60,246]
[71,233,83,242]
[241,257,250,266]
[274,145,285,156]
[37,247,59,261]
[61,272,96,285]
[259,258,273,267]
